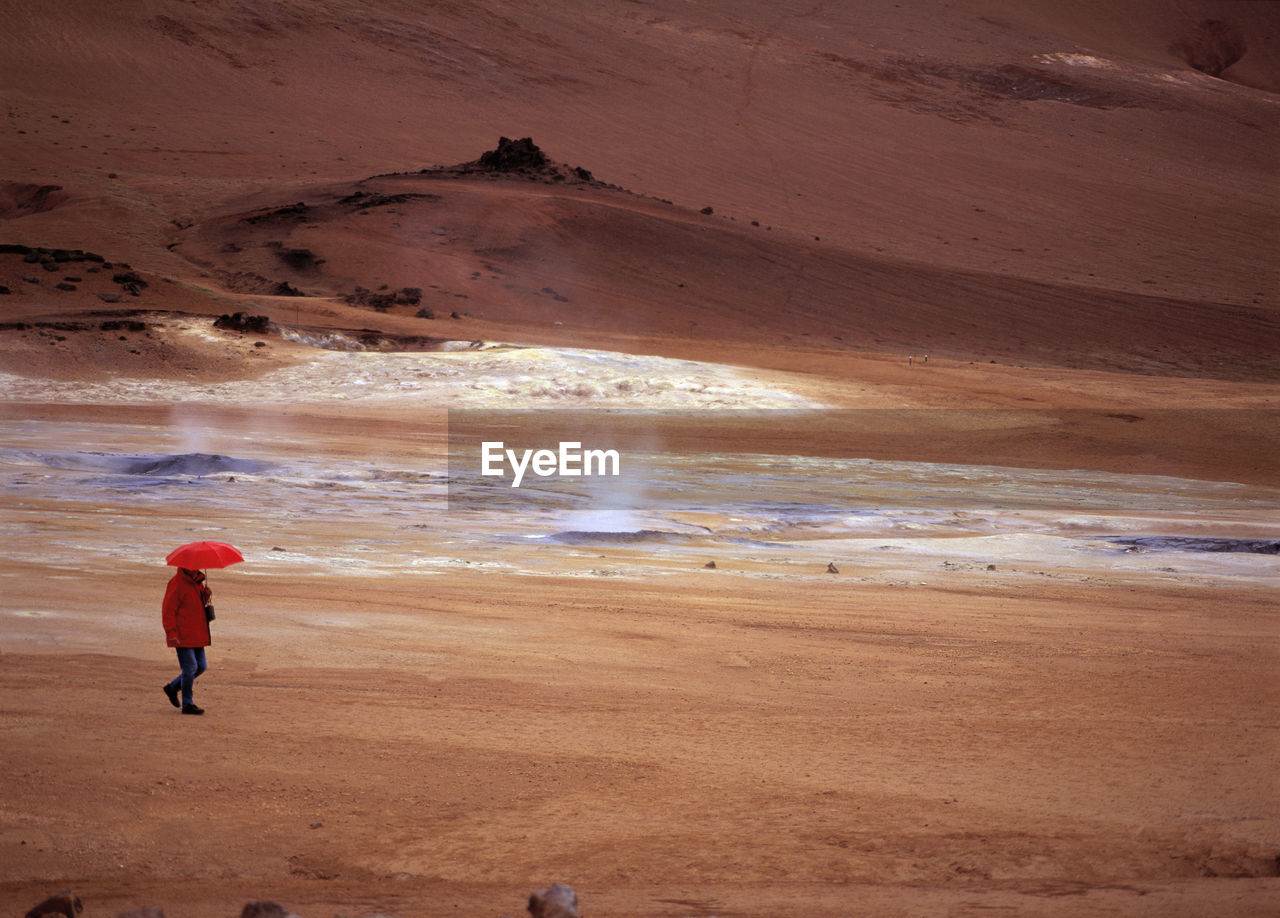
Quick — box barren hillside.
[2,0,1277,382]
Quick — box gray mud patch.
[1110,537,1279,555]
[545,529,690,545]
[5,450,273,479]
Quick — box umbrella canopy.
[166,540,244,569]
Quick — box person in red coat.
[162,567,213,715]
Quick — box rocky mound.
[429,136,599,184]
[479,135,550,171]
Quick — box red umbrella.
[166,540,244,569]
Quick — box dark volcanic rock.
[239,903,297,918]
[4,244,104,264]
[214,312,272,334]
[395,286,422,306]
[422,137,603,187]
[24,891,83,918]
[528,883,579,918]
[242,202,309,224]
[479,136,549,172]
[113,271,148,298]
[346,286,422,311]
[338,190,437,209]
[346,286,395,310]
[274,247,323,271]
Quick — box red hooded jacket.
[163,568,212,648]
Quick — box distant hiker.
[162,567,213,715]
[908,355,914,367]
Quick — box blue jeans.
[167,647,208,705]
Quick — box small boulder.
[240,903,297,918]
[394,286,422,306]
[275,247,323,271]
[112,270,147,289]
[214,312,271,334]
[528,883,579,918]
[24,891,83,918]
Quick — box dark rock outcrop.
[479,136,549,172]
[345,286,422,311]
[24,891,83,918]
[426,138,599,186]
[528,883,579,918]
[239,902,297,918]
[214,312,272,334]
[274,247,324,271]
